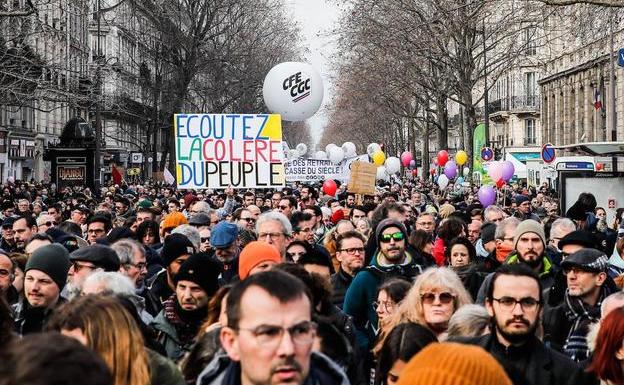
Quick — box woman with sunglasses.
[381,267,472,341]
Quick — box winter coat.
[147,348,186,385]
[152,310,190,362]
[12,297,66,336]
[196,351,350,385]
[458,333,598,385]
[330,268,354,309]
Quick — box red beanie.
[238,241,282,280]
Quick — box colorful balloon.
[437,150,449,167]
[496,179,505,188]
[487,161,503,182]
[372,150,386,166]
[411,169,418,177]
[454,150,468,166]
[444,161,457,179]
[400,151,413,167]
[322,179,337,196]
[409,159,416,169]
[501,161,515,181]
[438,174,449,190]
[478,185,496,207]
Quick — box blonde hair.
[376,267,472,351]
[48,295,150,385]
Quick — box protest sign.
[174,114,285,189]
[348,161,377,195]
[284,155,368,182]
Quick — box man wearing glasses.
[112,239,148,292]
[460,264,591,385]
[330,230,366,309]
[237,209,257,232]
[344,219,423,349]
[198,270,348,385]
[65,244,121,299]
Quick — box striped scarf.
[562,287,606,362]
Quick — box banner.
[473,123,486,174]
[174,114,285,189]
[284,155,368,182]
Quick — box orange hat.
[397,342,512,385]
[238,241,282,280]
[162,211,188,230]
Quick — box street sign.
[619,48,624,67]
[130,153,143,164]
[481,147,494,161]
[541,143,556,164]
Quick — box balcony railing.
[487,95,540,114]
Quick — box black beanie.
[161,233,195,267]
[25,244,71,290]
[173,254,221,297]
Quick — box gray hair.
[191,201,213,216]
[550,218,576,240]
[82,271,135,296]
[484,205,505,221]
[601,291,624,317]
[111,239,145,265]
[446,304,491,339]
[172,224,201,250]
[256,211,292,235]
[494,217,520,240]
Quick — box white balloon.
[315,151,328,159]
[376,165,387,180]
[328,147,345,164]
[296,143,307,156]
[385,157,401,174]
[438,174,449,190]
[262,62,324,122]
[367,143,381,157]
[342,142,357,157]
[325,143,338,154]
[463,167,470,176]
[288,149,299,159]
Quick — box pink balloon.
[501,161,515,181]
[478,185,496,207]
[487,161,503,182]
[400,151,413,167]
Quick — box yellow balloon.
[372,150,386,166]
[455,150,468,166]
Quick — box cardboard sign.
[348,161,377,195]
[174,114,285,189]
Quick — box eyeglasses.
[563,266,594,275]
[236,321,317,349]
[380,232,404,243]
[421,292,456,305]
[258,232,285,241]
[241,217,256,223]
[278,205,289,210]
[39,221,58,227]
[372,300,396,312]
[126,262,147,270]
[201,237,211,243]
[339,247,365,255]
[492,296,540,311]
[72,261,97,272]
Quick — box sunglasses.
[421,292,456,305]
[379,232,404,243]
[200,237,210,243]
[241,217,256,223]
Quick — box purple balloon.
[478,185,496,207]
[409,159,416,169]
[444,160,457,179]
[501,161,515,181]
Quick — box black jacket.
[458,334,597,385]
[145,269,172,316]
[330,269,354,309]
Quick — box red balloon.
[430,168,436,175]
[437,150,449,167]
[322,179,337,196]
[496,179,505,188]
[411,169,418,176]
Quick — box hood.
[306,352,350,385]
[196,351,232,385]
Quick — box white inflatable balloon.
[385,157,401,174]
[315,151,328,159]
[328,147,345,164]
[288,149,299,159]
[376,165,387,180]
[463,167,470,176]
[367,143,381,157]
[263,62,324,122]
[325,143,338,154]
[438,174,449,190]
[342,142,357,157]
[296,143,308,156]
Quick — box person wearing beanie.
[64,244,121,299]
[396,342,512,385]
[13,244,71,335]
[344,218,425,350]
[161,211,189,237]
[238,241,281,280]
[513,194,541,222]
[146,233,195,316]
[152,253,221,360]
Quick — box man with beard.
[152,253,221,361]
[344,219,424,349]
[197,270,348,385]
[330,230,366,308]
[12,216,37,252]
[65,244,121,299]
[543,249,614,362]
[112,239,148,295]
[210,221,240,283]
[459,264,594,385]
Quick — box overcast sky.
[285,0,341,149]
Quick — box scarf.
[163,295,206,347]
[495,244,514,263]
[563,287,606,362]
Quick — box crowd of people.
[1,178,624,385]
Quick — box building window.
[524,72,536,107]
[525,119,536,145]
